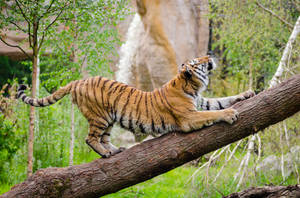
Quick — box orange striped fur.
[17,56,254,158]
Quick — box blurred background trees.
[0,0,299,197]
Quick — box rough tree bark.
[2,74,300,198]
[225,185,300,198]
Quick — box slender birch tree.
[0,0,71,176]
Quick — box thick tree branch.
[1,74,300,198]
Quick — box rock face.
[116,0,209,91]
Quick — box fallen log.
[2,74,300,198]
[224,184,300,198]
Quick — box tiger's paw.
[223,108,239,124]
[101,152,112,158]
[114,147,126,155]
[236,90,255,102]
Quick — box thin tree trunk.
[69,0,77,166]
[2,74,300,198]
[269,16,300,87]
[27,52,39,177]
[69,101,75,166]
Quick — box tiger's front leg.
[198,90,255,110]
[179,108,239,132]
[231,90,255,105]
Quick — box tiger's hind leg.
[86,123,125,158]
[101,126,126,156]
[85,124,111,158]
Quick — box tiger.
[17,55,255,158]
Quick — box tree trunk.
[69,101,75,166]
[269,16,300,87]
[2,74,300,198]
[224,185,300,198]
[27,52,39,177]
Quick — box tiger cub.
[17,56,254,158]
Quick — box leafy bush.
[0,114,22,183]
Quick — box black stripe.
[21,95,27,101]
[206,100,210,110]
[200,97,204,108]
[47,98,55,105]
[102,80,114,120]
[29,99,34,106]
[217,100,224,109]
[161,116,166,130]
[151,119,155,132]
[108,81,117,90]
[89,124,106,131]
[190,83,199,91]
[85,79,102,118]
[17,91,23,98]
[119,115,125,128]
[183,87,195,98]
[112,84,121,94]
[112,85,127,119]
[128,112,134,132]
[77,80,84,105]
[72,80,80,104]
[121,88,135,114]
[90,77,105,118]
[38,100,44,107]
[97,76,103,87]
[101,79,109,107]
[195,74,207,86]
[161,89,185,114]
[133,91,140,104]
[145,92,149,117]
[119,88,136,127]
[136,92,144,112]
[139,123,146,133]
[93,81,106,118]
[152,91,159,107]
[172,80,176,86]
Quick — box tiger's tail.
[17,83,73,107]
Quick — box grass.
[0,183,11,195]
[103,166,198,198]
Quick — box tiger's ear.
[184,67,192,79]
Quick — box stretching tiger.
[17,56,254,158]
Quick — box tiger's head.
[180,55,217,91]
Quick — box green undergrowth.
[103,167,198,198]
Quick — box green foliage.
[42,0,130,83]
[0,56,31,88]
[209,0,300,92]
[0,114,24,183]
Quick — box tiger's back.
[72,76,180,135]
